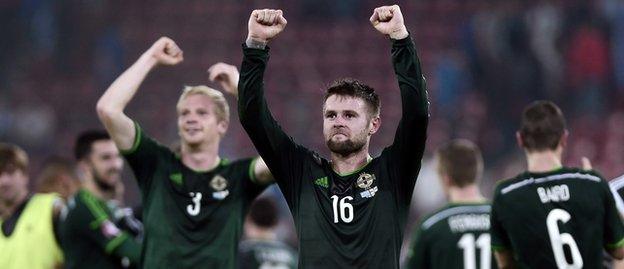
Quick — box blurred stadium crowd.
[2,0,624,262]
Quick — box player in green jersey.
[96,38,273,268]
[60,130,141,269]
[405,139,496,269]
[491,101,624,268]
[238,5,429,268]
[239,197,297,269]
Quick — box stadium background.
[1,0,624,259]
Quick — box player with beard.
[59,130,141,269]
[237,5,429,268]
[96,38,274,268]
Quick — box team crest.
[357,173,378,198]
[357,173,375,189]
[210,175,230,200]
[210,175,228,191]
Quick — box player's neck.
[448,185,485,204]
[83,179,113,201]
[525,150,562,173]
[330,148,372,175]
[0,191,28,219]
[181,142,221,172]
[248,227,277,241]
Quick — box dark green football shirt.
[490,167,624,268]
[122,125,269,268]
[404,202,497,269]
[238,239,298,269]
[238,36,429,268]
[60,189,141,269]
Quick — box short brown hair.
[36,157,78,195]
[248,197,278,228]
[323,78,380,117]
[436,139,483,188]
[519,101,566,152]
[0,143,28,174]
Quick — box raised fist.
[247,9,287,44]
[208,62,239,97]
[146,37,183,65]
[369,5,408,40]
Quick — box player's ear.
[368,116,381,135]
[217,120,229,137]
[515,131,524,149]
[559,130,569,149]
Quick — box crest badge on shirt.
[210,175,230,200]
[357,172,378,198]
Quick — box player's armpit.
[494,249,517,269]
[252,157,274,185]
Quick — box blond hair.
[176,85,230,123]
[0,143,29,173]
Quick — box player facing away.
[59,130,142,269]
[238,197,298,269]
[238,5,429,268]
[96,38,274,268]
[490,101,624,269]
[404,139,497,269]
[0,143,64,269]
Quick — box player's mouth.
[332,133,349,139]
[185,128,202,135]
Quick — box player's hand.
[581,157,593,170]
[146,37,183,66]
[208,62,239,97]
[369,5,408,40]
[247,9,287,45]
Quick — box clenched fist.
[208,62,239,97]
[146,37,183,65]
[370,5,408,40]
[247,9,287,45]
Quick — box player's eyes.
[325,113,336,119]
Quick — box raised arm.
[371,5,429,193]
[238,9,309,202]
[208,62,274,185]
[96,37,183,150]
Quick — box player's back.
[238,239,297,269]
[491,167,624,268]
[405,202,496,269]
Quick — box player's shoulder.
[494,167,605,196]
[609,174,624,190]
[419,203,491,232]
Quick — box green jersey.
[238,239,298,269]
[490,167,624,268]
[122,125,269,268]
[238,36,429,268]
[60,189,141,269]
[404,202,497,269]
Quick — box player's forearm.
[391,35,429,123]
[96,53,157,120]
